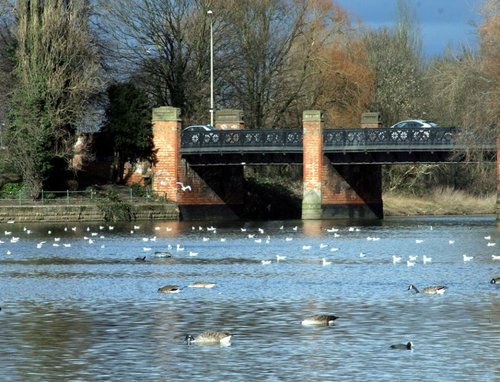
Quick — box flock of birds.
[1,220,499,348]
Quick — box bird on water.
[188,281,216,288]
[157,285,181,293]
[408,284,447,295]
[390,341,413,350]
[301,314,338,326]
[185,331,232,345]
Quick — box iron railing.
[181,127,460,153]
[181,129,303,153]
[0,189,168,206]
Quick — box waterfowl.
[135,256,146,262]
[185,331,232,345]
[390,341,413,350]
[490,277,500,284]
[154,251,172,258]
[157,285,181,293]
[408,284,447,295]
[301,314,338,326]
[188,281,216,288]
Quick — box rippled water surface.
[1,217,499,381]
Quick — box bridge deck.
[181,127,494,165]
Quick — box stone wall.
[0,203,179,223]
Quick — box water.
[0,217,499,381]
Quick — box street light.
[207,9,214,127]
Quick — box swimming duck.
[185,331,232,345]
[408,284,447,295]
[390,341,413,350]
[188,281,216,288]
[490,277,500,284]
[301,314,338,326]
[157,284,181,293]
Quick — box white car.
[390,119,439,129]
[390,119,439,140]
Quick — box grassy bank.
[383,188,496,216]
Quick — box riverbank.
[383,188,496,216]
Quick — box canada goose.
[157,285,181,293]
[185,331,232,345]
[301,314,338,326]
[135,256,146,262]
[490,277,500,284]
[188,281,216,288]
[390,341,413,350]
[408,284,447,295]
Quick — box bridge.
[181,126,460,165]
[151,107,498,221]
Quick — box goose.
[185,331,232,345]
[423,255,432,264]
[135,256,146,262]
[322,258,332,266]
[490,277,500,284]
[392,255,402,264]
[390,341,413,350]
[157,285,181,294]
[301,314,338,326]
[188,281,216,288]
[408,284,447,295]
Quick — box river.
[0,217,498,381]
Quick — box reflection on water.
[0,217,499,381]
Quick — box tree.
[97,0,214,123]
[219,0,354,129]
[7,0,103,198]
[0,0,15,129]
[363,0,424,126]
[101,82,153,184]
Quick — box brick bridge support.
[302,110,383,220]
[152,106,244,220]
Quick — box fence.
[0,188,168,206]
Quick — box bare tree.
[363,0,425,126]
[97,0,216,123]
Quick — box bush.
[0,182,23,198]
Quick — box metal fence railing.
[0,188,168,206]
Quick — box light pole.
[207,9,214,127]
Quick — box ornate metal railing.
[181,129,303,152]
[323,127,457,151]
[181,127,459,153]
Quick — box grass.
[383,187,496,216]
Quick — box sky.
[335,0,483,56]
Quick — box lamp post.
[207,9,214,127]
